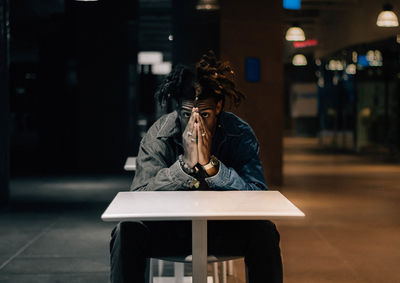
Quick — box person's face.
[179,98,223,135]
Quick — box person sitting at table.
[110,51,283,283]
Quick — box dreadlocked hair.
[196,50,245,107]
[155,50,245,108]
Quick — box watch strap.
[202,156,219,171]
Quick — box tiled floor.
[0,176,129,283]
[1,138,399,283]
[276,138,400,283]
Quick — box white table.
[124,157,137,171]
[101,191,304,283]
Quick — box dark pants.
[110,220,283,283]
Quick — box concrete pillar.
[220,0,284,186]
[0,0,10,205]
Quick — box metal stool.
[148,256,241,283]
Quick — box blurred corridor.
[278,137,400,283]
[1,137,399,282]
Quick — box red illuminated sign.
[293,39,318,48]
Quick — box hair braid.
[155,50,245,108]
[196,50,245,107]
[155,64,187,106]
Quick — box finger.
[196,122,202,147]
[185,111,196,137]
[194,120,198,140]
[198,115,209,140]
[198,117,205,139]
[188,110,196,128]
[198,114,207,133]
[192,113,200,139]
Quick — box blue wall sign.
[245,57,261,83]
[283,0,301,10]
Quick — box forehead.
[180,98,216,111]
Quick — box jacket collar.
[156,111,181,139]
[218,111,244,137]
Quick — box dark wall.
[220,0,284,186]
[172,0,220,65]
[0,0,10,204]
[69,0,137,173]
[9,0,139,175]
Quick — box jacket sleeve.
[130,137,197,191]
[205,133,268,191]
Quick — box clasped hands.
[182,107,212,168]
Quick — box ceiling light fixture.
[352,51,358,63]
[377,4,399,27]
[196,0,220,10]
[285,24,305,41]
[292,54,307,66]
[327,60,344,71]
[346,64,357,75]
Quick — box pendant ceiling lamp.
[377,4,399,27]
[285,24,305,41]
[292,54,307,66]
[196,0,220,10]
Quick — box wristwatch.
[202,155,219,171]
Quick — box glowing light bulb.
[292,54,307,66]
[196,0,220,10]
[346,64,357,75]
[285,27,305,41]
[377,4,399,27]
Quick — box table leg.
[192,220,207,283]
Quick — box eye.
[201,113,210,118]
[183,112,191,118]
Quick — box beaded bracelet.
[178,155,195,175]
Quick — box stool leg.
[174,262,184,283]
[221,262,227,283]
[227,260,234,276]
[148,258,153,283]
[158,259,164,276]
[212,262,219,283]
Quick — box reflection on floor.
[278,138,400,283]
[0,137,399,283]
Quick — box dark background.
[6,0,220,177]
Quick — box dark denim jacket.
[130,111,268,191]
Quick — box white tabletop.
[101,190,304,283]
[124,157,137,171]
[101,191,304,221]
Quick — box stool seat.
[156,255,242,263]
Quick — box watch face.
[211,157,219,166]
